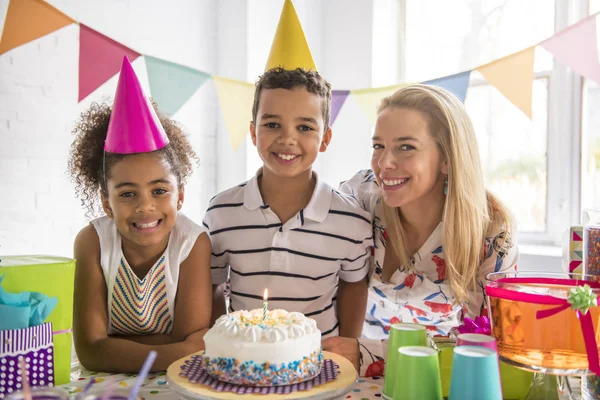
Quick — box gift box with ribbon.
[0,322,55,399]
[0,256,75,387]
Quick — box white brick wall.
[0,0,400,261]
[0,0,219,257]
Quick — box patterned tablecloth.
[60,363,384,399]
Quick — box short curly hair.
[252,67,332,132]
[68,102,198,218]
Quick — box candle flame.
[263,288,268,300]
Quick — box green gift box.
[0,255,75,385]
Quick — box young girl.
[68,57,211,373]
[323,84,518,376]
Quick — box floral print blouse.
[339,170,519,377]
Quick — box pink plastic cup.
[456,333,498,352]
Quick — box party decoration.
[79,24,141,101]
[104,56,169,154]
[0,0,75,55]
[213,76,255,150]
[145,56,211,116]
[476,46,535,118]
[3,1,600,148]
[457,316,491,335]
[265,0,316,71]
[424,71,471,103]
[351,84,406,123]
[568,284,598,315]
[330,90,350,126]
[541,14,600,85]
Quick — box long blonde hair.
[379,84,513,304]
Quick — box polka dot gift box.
[0,323,55,399]
[0,256,75,387]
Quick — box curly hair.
[252,67,332,132]
[68,102,198,218]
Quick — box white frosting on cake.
[203,308,322,366]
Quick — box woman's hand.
[322,336,360,372]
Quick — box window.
[582,1,600,212]
[582,79,600,210]
[466,79,548,232]
[403,0,590,245]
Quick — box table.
[59,363,384,400]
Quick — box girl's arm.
[73,226,211,373]
[168,231,212,347]
[108,334,176,345]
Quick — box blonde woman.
[323,84,518,376]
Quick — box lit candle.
[262,288,268,321]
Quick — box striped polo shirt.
[203,169,373,337]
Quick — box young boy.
[204,68,372,338]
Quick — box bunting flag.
[2,0,600,150]
[350,84,406,124]
[541,14,600,85]
[476,46,535,118]
[79,24,141,101]
[0,0,75,55]
[424,71,471,103]
[214,76,255,151]
[330,90,350,126]
[265,0,317,71]
[145,56,211,116]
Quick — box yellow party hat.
[265,0,317,71]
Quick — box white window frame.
[521,0,586,246]
[394,0,587,247]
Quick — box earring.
[177,201,182,210]
[107,210,113,217]
[444,175,448,196]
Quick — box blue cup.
[449,345,502,400]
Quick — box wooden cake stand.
[166,351,358,400]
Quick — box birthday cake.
[202,309,323,386]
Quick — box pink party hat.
[104,56,169,154]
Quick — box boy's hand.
[322,336,360,372]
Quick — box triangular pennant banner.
[541,15,600,85]
[351,84,406,124]
[0,0,75,55]
[476,47,535,118]
[574,230,583,241]
[424,71,472,103]
[330,90,350,126]
[145,56,211,116]
[575,250,583,259]
[79,24,141,101]
[214,77,255,151]
[265,0,316,71]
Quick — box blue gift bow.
[0,275,58,330]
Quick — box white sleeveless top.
[92,212,206,335]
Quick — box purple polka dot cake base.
[203,309,323,386]
[180,356,339,394]
[202,350,323,386]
